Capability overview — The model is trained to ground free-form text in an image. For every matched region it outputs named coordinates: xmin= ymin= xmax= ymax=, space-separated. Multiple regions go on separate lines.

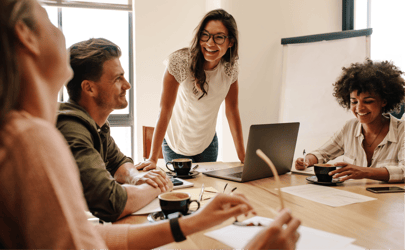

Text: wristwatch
xmin=168 ymin=212 xmax=187 ymax=242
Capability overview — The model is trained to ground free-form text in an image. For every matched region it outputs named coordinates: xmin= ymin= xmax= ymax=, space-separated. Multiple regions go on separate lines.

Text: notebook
xmin=203 ymin=122 xmax=299 ymax=182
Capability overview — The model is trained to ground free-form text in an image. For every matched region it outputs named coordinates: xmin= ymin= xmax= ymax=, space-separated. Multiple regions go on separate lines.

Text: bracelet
xmin=169 ymin=216 xmax=186 ymax=242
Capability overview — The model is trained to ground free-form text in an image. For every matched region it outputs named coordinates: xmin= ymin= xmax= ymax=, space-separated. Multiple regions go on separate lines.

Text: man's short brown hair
xmin=67 ymin=38 xmax=121 ymax=102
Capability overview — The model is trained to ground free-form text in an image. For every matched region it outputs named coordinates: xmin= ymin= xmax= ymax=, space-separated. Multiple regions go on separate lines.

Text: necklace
xmin=365 ymin=121 xmax=385 ymax=147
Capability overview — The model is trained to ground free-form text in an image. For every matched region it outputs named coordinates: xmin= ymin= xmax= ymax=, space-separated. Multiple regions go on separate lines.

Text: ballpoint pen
xmin=303 ymin=149 xmax=307 ymax=168
xmin=223 ymin=183 xmax=228 ymax=193
xmin=199 ymin=183 xmax=205 ymax=202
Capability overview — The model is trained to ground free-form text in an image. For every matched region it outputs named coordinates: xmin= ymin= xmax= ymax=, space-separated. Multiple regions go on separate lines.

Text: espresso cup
xmin=314 ymin=164 xmax=337 ymax=182
xmin=166 ymin=158 xmax=192 ymax=176
xmin=158 ymin=192 xmax=200 ymax=218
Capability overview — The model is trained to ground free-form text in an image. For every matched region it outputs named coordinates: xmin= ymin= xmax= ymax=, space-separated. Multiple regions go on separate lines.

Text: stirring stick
xmin=199 ymin=184 xmax=205 ymax=202
xmin=256 ymin=149 xmax=285 ymax=209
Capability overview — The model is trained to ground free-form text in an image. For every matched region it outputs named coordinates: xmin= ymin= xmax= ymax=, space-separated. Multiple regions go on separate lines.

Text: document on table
xmin=133 ymin=186 xmax=218 ymax=215
xmin=205 ymin=216 xmax=364 ymax=249
xmin=280 ymin=184 xmax=376 ymax=207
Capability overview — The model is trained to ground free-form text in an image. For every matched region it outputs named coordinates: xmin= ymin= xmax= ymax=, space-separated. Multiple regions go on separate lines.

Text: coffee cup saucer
xmin=147 ymin=211 xmax=165 ymax=223
xmin=147 ymin=211 xmax=192 ymax=223
xmin=306 ymin=175 xmax=343 ymax=185
xmin=173 ymin=170 xmax=199 ymax=179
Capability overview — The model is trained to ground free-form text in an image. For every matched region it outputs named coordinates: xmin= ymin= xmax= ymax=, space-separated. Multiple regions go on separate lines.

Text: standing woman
xmin=139 ymin=9 xmax=245 ymax=170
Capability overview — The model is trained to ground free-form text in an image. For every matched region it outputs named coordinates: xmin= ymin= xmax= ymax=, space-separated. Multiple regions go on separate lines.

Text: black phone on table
xmin=366 ymin=186 xmax=405 ymax=193
xmin=172 ymin=178 xmax=183 ymax=186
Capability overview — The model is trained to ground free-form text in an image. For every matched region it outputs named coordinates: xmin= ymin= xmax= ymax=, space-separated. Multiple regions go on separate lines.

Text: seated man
xmin=57 ymin=38 xmax=172 ymax=222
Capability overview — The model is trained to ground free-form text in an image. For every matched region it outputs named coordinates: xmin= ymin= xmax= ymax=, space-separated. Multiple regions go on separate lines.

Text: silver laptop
xmin=203 ymin=122 xmax=299 ymax=182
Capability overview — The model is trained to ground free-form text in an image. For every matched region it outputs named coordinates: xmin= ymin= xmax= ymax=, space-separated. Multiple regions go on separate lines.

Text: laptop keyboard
xmin=229 ymin=172 xmax=242 ymax=178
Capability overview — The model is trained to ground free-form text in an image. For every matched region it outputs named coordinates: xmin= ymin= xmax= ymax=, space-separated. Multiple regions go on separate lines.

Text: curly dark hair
xmin=333 ymin=59 xmax=405 ymax=114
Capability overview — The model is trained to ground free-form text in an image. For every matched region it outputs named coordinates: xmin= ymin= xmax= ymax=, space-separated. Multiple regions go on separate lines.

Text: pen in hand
xmin=302 ymin=149 xmax=307 ymax=168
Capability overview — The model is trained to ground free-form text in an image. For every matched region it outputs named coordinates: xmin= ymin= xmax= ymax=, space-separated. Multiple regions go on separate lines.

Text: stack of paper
xmin=280 ymin=185 xmax=376 ymax=207
xmin=205 ymin=216 xmax=364 ymax=249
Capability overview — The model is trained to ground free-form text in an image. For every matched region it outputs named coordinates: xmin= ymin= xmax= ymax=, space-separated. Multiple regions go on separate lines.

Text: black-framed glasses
xmin=200 ymin=31 xmax=230 ymax=45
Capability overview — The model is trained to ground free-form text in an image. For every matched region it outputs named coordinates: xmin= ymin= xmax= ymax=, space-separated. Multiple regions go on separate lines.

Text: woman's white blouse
xmin=164 ymin=48 xmax=238 ymax=156
xmin=310 ymin=115 xmax=404 ymax=182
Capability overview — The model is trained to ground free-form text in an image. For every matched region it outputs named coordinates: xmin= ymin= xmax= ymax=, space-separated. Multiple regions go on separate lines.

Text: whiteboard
xmin=280 ymin=36 xmax=369 ymax=164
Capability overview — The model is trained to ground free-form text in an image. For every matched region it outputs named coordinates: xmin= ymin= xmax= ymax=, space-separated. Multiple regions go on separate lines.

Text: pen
xmin=230 ymin=187 xmax=238 ymax=222
xmin=223 ymin=183 xmax=228 ymax=193
xmin=192 ymin=164 xmax=199 ymax=171
xmin=199 ymin=183 xmax=205 ymax=202
xmin=303 ymin=149 xmax=307 ymax=168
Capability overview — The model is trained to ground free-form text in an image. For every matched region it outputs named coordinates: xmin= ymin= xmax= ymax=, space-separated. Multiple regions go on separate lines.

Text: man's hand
xmin=244 ymin=209 xmax=301 ymax=250
xmin=135 ymin=169 xmax=173 ymax=193
xmin=135 ymin=159 xmax=157 ymax=171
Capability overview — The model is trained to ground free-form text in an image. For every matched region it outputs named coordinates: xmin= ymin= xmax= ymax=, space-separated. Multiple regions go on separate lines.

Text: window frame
xmin=42 ymin=1 xmax=135 ymax=158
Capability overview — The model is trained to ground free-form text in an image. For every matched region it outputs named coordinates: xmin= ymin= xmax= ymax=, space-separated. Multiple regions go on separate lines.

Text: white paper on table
xmin=205 ymin=216 xmax=362 ymax=249
xmin=291 ymin=166 xmax=315 ymax=175
xmin=133 ymin=198 xmax=160 ymax=215
xmin=280 ymin=184 xmax=376 ymax=207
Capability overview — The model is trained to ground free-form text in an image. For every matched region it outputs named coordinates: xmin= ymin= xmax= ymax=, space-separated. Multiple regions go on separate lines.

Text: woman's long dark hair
xmin=0 ymin=0 xmax=36 ymax=128
xmin=189 ymin=9 xmax=239 ymax=99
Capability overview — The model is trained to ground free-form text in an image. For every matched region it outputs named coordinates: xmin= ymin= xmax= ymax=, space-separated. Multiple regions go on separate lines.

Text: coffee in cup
xmin=314 ymin=164 xmax=337 ymax=182
xmin=166 ymin=158 xmax=192 ymax=176
xmin=158 ymin=192 xmax=200 ymax=218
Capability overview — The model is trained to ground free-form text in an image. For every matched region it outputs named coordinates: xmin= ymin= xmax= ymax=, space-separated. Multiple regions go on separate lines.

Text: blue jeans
xmin=162 ymin=134 xmax=218 ymax=163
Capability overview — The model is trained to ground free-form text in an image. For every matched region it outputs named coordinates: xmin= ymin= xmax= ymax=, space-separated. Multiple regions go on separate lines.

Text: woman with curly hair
xmin=295 ymin=59 xmax=405 ymax=182
xmin=137 ymin=9 xmax=245 ymax=170
xmin=0 ymin=0 xmax=301 ymax=248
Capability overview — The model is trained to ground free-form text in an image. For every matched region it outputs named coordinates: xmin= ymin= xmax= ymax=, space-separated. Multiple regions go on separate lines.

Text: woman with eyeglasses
xmin=0 ymin=1 xmax=301 ymax=248
xmin=138 ymin=9 xmax=245 ymax=170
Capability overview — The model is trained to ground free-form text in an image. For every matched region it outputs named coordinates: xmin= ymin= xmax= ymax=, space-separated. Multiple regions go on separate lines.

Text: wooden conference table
xmin=115 ymin=162 xmax=405 ymax=249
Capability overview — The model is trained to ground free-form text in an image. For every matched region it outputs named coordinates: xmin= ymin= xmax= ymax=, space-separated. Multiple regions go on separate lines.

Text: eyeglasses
xmin=200 ymin=31 xmax=230 ymax=45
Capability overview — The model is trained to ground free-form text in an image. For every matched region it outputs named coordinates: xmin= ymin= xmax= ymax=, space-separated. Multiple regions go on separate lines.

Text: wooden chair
xmin=142 ymin=126 xmax=164 ymax=160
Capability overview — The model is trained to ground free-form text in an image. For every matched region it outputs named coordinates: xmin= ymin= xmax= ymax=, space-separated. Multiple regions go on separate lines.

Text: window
xmin=42 ymin=0 xmax=134 ymax=158
xmin=354 ymin=0 xmax=405 ymax=69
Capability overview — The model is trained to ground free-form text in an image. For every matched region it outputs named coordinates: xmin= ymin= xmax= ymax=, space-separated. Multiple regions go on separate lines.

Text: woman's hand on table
xmin=330 ymin=162 xmax=389 ymax=182
xmin=135 ymin=159 xmax=157 ymax=171
xmin=244 ymin=209 xmax=301 ymax=250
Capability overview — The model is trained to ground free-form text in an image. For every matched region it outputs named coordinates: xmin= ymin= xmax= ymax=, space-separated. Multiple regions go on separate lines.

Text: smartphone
xmin=366 ymin=186 xmax=405 ymax=193
xmin=172 ymin=178 xmax=183 ymax=186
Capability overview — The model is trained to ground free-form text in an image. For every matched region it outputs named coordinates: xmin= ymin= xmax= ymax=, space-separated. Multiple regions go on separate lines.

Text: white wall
xmin=133 ymin=0 xmax=206 ymax=162
xmin=133 ymin=0 xmax=342 ymax=162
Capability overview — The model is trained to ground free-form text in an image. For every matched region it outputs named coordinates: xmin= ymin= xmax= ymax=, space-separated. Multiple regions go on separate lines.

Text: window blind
xmin=39 ymin=0 xmax=132 ymax=11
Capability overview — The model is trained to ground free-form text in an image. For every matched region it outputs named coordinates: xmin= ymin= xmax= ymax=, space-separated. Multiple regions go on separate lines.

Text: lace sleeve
xmin=224 ymin=60 xmax=239 ymax=83
xmin=164 ymin=48 xmax=190 ymax=83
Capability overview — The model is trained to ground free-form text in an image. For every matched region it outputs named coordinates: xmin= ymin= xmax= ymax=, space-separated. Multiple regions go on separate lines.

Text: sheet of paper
xmin=291 ymin=166 xmax=315 ymax=175
xmin=205 ymin=216 xmax=361 ymax=249
xmin=281 ymin=184 xmax=376 ymax=207
xmin=132 ymin=187 xmax=218 ymax=215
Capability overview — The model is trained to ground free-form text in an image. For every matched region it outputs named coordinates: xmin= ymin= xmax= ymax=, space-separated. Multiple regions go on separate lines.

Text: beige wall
xmin=133 ymin=0 xmax=342 ymax=162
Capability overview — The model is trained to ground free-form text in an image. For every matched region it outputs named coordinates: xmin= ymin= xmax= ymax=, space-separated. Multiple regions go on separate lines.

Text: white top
xmin=164 ymin=48 xmax=238 ymax=155
xmin=310 ymin=115 xmax=404 ymax=182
